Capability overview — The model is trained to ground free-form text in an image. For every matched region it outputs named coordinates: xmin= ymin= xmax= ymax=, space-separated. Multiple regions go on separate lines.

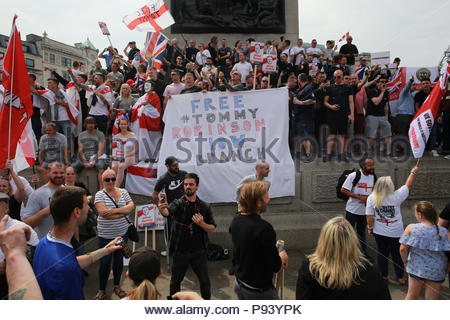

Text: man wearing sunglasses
xmin=324 ymin=70 xmax=355 ymax=161
xmin=365 ymin=76 xmax=392 ymax=155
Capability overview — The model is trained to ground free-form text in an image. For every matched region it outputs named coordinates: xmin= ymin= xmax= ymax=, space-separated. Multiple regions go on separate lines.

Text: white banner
xmin=136 ymin=203 xmax=165 ymax=230
xmin=125 ymin=161 xmax=158 ymax=196
xmin=158 ymin=89 xmax=295 ymax=203
xmin=371 ymin=51 xmax=390 ymax=66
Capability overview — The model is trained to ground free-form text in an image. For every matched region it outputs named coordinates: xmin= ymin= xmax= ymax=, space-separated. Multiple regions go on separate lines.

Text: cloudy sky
xmin=0 ymin=0 xmax=448 ymax=67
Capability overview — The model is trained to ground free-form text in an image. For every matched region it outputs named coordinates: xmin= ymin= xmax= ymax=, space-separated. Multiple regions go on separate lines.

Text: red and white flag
xmin=262 ymin=54 xmax=277 ymax=73
xmin=36 ymin=88 xmax=80 ymax=129
xmin=250 ymin=42 xmax=264 ymax=64
xmin=130 ymin=92 xmax=162 ymax=161
xmin=0 ymin=16 xmax=33 ymax=168
xmin=13 ymin=120 xmax=37 ymax=172
xmin=98 ymin=21 xmax=111 ymax=36
xmin=125 ymin=161 xmax=158 ymax=196
xmin=123 ymin=0 xmax=175 ymax=32
xmin=409 ymin=63 xmax=449 ymax=158
xmin=338 ymin=32 xmax=350 ymax=42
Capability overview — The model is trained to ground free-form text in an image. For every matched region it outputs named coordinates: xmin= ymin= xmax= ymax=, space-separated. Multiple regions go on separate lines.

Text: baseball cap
xmin=165 ymin=156 xmax=179 ymax=166
xmin=0 ymin=193 xmax=9 ymax=202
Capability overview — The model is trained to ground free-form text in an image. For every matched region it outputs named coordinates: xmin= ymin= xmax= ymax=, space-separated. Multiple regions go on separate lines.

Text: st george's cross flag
xmin=123 ymin=0 xmax=175 ymax=32
xmin=409 ymin=63 xmax=449 ymax=158
xmin=0 ymin=16 xmax=33 ymax=168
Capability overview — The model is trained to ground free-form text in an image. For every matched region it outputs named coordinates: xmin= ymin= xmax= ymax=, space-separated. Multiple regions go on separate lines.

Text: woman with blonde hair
xmin=111 ymin=117 xmax=136 ymax=187
xmin=112 ymin=83 xmax=136 ymax=117
xmin=296 ymin=216 xmax=390 ymax=299
xmin=93 ymin=169 xmax=135 ymax=299
xmin=366 ymin=166 xmax=420 ymax=285
xmin=400 ymin=201 xmax=450 ymax=299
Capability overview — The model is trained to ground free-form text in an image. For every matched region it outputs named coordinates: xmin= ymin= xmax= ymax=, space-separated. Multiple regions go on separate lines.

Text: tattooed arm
xmin=0 ymin=216 xmax=42 ymax=300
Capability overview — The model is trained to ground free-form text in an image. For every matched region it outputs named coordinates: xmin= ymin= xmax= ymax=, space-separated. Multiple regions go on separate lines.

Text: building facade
xmin=0 ymin=31 xmax=98 ymax=85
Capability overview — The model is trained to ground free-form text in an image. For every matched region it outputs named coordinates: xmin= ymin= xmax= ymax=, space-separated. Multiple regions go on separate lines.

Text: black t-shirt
xmin=366 ymin=87 xmax=389 ymax=117
xmin=440 ymin=203 xmax=450 ymax=227
xmin=218 ymin=47 xmax=232 ymax=66
xmin=230 ymin=214 xmax=282 ymax=289
xmin=185 ymin=47 xmax=199 ymax=62
xmin=414 ymin=90 xmax=430 ymax=108
xmin=168 ymin=197 xmax=216 ymax=253
xmin=9 ymin=195 xmax=21 ymax=221
xmin=339 ymin=43 xmax=359 ymax=65
xmin=293 ymin=83 xmax=315 ymax=120
xmin=219 ymin=65 xmax=233 ymax=80
xmin=127 ymin=48 xmax=140 ymax=61
xmin=171 ymin=65 xmax=187 ymax=77
xmin=181 ymin=86 xmax=202 ymax=94
xmin=325 ymin=84 xmax=353 ymax=114
xmin=150 ymin=78 xmax=167 ymax=105
xmin=296 ymin=258 xmax=391 ymax=300
xmin=208 ymin=44 xmax=218 ymax=61
xmin=154 ymin=170 xmax=187 ymax=203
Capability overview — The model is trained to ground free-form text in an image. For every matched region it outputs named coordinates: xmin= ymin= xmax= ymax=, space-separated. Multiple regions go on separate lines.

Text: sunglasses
xmin=104 ymin=177 xmax=116 ymax=182
xmin=262 ymin=80 xmax=269 ymax=83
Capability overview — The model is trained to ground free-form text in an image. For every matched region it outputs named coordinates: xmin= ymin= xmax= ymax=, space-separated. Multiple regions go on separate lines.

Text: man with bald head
xmin=339 ymin=36 xmax=359 ymax=73
xmin=323 ymin=70 xmax=355 ymax=161
xmin=235 ymin=161 xmax=271 ymax=204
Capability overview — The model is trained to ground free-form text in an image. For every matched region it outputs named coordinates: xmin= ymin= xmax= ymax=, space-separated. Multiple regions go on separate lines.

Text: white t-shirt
xmin=342 ymin=170 xmax=375 ymax=215
xmin=366 ymin=185 xmax=409 ymax=238
xmin=87 ymin=84 xmax=115 ymax=116
xmin=195 ymin=49 xmax=211 ymax=66
xmin=291 ymin=46 xmax=305 ymax=65
xmin=0 ymin=216 xmax=39 ymax=261
xmin=231 ymin=62 xmax=253 ymax=84
xmin=281 ymin=48 xmax=291 ymax=58
xmin=306 ymin=47 xmax=323 ymax=63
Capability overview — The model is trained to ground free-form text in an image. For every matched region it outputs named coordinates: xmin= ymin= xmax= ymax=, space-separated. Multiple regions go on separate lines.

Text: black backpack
xmin=336 ymin=169 xmax=377 ymax=201
xmin=206 ymin=243 xmax=229 ymax=261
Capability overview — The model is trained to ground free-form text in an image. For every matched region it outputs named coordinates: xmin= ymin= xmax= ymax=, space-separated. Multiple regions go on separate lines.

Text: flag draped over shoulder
xmin=409 ymin=63 xmax=449 ymax=158
xmin=0 ymin=16 xmax=33 ymax=168
xmin=123 ymin=0 xmax=175 ymax=32
xmin=130 ymin=92 xmax=162 ymax=161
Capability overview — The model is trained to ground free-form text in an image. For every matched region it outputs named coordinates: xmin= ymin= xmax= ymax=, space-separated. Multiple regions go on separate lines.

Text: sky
xmin=0 ymin=0 xmax=449 ymax=67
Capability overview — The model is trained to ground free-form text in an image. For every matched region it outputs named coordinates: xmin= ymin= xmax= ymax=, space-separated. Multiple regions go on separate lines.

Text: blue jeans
xmin=98 ymin=234 xmax=128 ymax=290
xmin=55 ymin=120 xmax=72 ymax=156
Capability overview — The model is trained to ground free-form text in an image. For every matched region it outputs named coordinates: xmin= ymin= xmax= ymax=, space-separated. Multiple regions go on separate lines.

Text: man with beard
xmin=33 ymin=187 xmax=122 ymax=299
xmin=157 ymin=173 xmax=216 ymax=300
xmin=152 ymin=157 xmax=187 ymax=256
xmin=21 ymin=162 xmax=65 ymax=239
xmin=340 ymin=157 xmax=376 ymax=254
xmin=230 ymin=181 xmax=288 ymax=299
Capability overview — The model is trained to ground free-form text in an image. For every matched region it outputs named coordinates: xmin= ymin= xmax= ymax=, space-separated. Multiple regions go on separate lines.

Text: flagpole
xmin=7 ymin=15 xmax=17 ymax=163
xmin=106 ymin=35 xmax=114 ymax=49
xmin=415 ymin=158 xmax=421 ymax=167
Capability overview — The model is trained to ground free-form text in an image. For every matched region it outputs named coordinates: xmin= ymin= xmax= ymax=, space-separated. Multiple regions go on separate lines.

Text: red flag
xmin=409 ymin=63 xmax=449 ymax=158
xmin=0 ymin=16 xmax=33 ymax=168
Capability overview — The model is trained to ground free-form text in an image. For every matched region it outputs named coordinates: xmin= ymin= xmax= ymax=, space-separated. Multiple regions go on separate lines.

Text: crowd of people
xmin=0 ymin=33 xmax=449 ymax=302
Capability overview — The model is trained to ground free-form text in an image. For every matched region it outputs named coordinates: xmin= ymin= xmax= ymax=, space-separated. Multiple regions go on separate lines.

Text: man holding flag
xmin=0 ymin=16 xmax=33 ymax=170
xmin=409 ymin=62 xmax=450 ymax=159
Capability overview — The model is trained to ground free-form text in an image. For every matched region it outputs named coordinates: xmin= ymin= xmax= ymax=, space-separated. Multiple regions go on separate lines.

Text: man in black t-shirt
xmin=365 ymin=77 xmax=392 ymax=155
xmin=152 ymin=156 xmax=187 ymax=257
xmin=157 ymin=173 xmax=216 ymax=300
xmin=324 ymin=70 xmax=354 ymax=161
xmin=339 ymin=36 xmax=359 ymax=71
xmin=185 ymin=40 xmax=199 ymax=63
xmin=293 ymin=73 xmax=316 ymax=158
xmin=218 ymin=39 xmax=232 ymax=67
xmin=180 ymin=73 xmax=202 ymax=94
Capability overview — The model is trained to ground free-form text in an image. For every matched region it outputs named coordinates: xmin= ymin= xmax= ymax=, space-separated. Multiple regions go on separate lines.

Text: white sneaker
xmin=431 ymin=150 xmax=439 ymax=157
xmin=444 ymin=155 xmax=450 ymax=160
xmin=160 ymin=251 xmax=167 ymax=257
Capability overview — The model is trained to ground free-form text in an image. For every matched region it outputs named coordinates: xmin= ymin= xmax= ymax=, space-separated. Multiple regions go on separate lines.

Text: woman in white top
xmin=94 ymin=169 xmax=135 ymax=299
xmin=366 ymin=166 xmax=419 ymax=285
xmin=111 ymin=117 xmax=137 ymax=187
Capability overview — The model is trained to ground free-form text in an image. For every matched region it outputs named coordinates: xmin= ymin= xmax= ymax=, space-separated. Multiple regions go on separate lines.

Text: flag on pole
xmin=13 ymin=120 xmax=36 ymax=172
xmin=338 ymin=32 xmax=350 ymax=42
xmin=0 ymin=16 xmax=33 ymax=168
xmin=36 ymin=88 xmax=79 ymax=128
xmin=123 ymin=0 xmax=175 ymax=32
xmin=408 ymin=63 xmax=449 ymax=158
xmin=98 ymin=22 xmax=111 ymax=36
xmin=143 ymin=31 xmax=168 ymax=70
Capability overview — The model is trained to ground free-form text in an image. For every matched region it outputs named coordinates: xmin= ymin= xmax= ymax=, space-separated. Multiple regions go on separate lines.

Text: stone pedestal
xmin=164 ymin=0 xmax=299 ymax=47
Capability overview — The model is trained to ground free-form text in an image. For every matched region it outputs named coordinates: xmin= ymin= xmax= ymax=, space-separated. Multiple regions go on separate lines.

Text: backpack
xmin=336 ymin=169 xmax=377 ymax=201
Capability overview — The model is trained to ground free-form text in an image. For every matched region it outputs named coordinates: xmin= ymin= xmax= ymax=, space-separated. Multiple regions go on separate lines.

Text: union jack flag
xmin=143 ymin=31 xmax=168 ymax=71
xmin=354 ymin=65 xmax=369 ymax=80
xmin=387 ymin=68 xmax=402 ymax=94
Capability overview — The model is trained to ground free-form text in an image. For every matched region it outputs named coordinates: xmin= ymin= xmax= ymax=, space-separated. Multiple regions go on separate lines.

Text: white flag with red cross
xmin=123 ymin=0 xmax=175 ymax=32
